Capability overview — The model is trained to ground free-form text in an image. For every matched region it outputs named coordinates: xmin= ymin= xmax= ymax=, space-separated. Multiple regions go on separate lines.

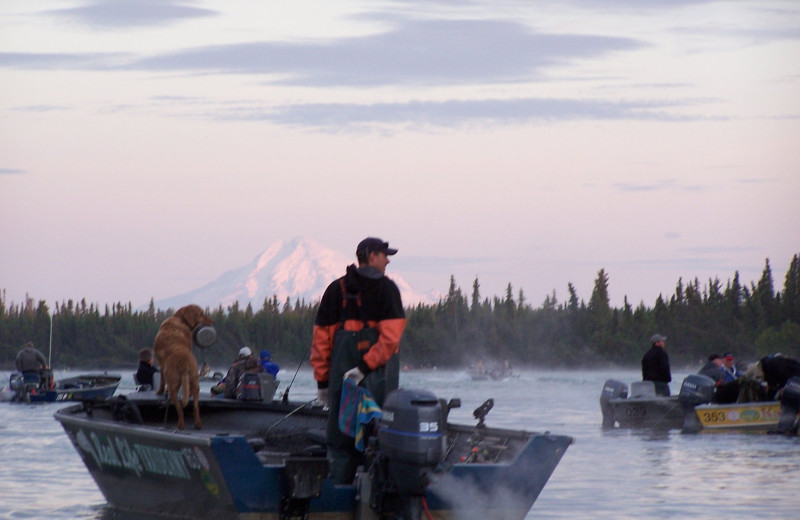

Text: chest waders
xmin=326 ymin=279 xmax=399 ymax=484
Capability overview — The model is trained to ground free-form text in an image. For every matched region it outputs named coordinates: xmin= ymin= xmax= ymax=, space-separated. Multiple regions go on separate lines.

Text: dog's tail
xmin=180 ymin=372 xmax=190 ymax=407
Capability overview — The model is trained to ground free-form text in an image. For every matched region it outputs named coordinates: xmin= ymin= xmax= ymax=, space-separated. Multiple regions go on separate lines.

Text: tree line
xmin=1 ymin=254 xmax=798 ymax=371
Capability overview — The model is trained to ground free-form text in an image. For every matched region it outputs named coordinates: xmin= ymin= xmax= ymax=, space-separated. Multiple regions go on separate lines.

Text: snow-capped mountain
xmin=153 ymin=237 xmax=433 ymax=311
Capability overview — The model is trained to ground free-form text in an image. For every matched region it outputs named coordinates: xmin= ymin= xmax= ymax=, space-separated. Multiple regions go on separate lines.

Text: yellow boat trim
xmin=694 ymin=402 xmax=780 ymax=430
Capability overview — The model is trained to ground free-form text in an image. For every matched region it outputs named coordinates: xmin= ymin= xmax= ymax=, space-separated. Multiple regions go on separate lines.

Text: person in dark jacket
xmin=699 ymin=354 xmax=725 ymax=384
xmin=641 ymin=334 xmax=671 ymax=396
xmin=757 ymin=354 xmax=800 ymax=399
xmin=222 ymin=346 xmax=265 ymax=398
xmin=135 ymin=348 xmax=159 ymax=389
xmin=15 ymin=342 xmax=48 ymax=374
xmin=310 ymin=237 xmax=406 ymax=485
xmin=699 ymin=353 xmax=740 ymax=403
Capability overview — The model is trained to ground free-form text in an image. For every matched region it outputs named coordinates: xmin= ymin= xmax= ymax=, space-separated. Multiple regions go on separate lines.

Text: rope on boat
xmin=650 ymin=402 xmax=681 ymax=429
xmin=421 ymin=496 xmax=435 ymax=520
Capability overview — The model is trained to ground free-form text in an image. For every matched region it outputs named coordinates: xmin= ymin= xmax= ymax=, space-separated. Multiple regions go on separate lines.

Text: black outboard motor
xmin=679 ymin=374 xmax=716 ymax=433
xmin=371 ymin=388 xmax=445 ymax=519
xmin=775 ymin=376 xmax=800 ymax=435
xmin=10 ymin=372 xmax=41 ymax=403
xmin=600 ymin=380 xmax=628 ymax=429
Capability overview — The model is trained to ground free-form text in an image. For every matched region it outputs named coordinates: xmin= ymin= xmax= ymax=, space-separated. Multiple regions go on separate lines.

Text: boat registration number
xmin=624 ymin=406 xmax=647 ymax=417
xmin=698 ymin=405 xmax=780 ymax=425
xmin=699 ymin=410 xmax=727 ymax=423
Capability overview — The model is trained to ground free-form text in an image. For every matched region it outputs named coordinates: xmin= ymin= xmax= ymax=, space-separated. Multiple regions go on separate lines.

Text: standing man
xmin=310 ymin=237 xmax=406 ymax=484
xmin=15 ymin=341 xmax=48 ymax=375
xmin=641 ymin=334 xmax=672 ymax=396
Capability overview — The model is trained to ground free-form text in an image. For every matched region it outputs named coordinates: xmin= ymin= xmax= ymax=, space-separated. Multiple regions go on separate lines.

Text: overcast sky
xmin=1 ymin=0 xmax=798 ymax=310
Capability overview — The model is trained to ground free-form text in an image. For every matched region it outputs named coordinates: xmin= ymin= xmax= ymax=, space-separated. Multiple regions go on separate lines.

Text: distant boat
xmin=199 ymin=371 xmax=225 ymax=382
xmin=2 ymin=372 xmax=121 ymax=403
xmin=600 ymin=374 xmax=800 ymax=434
xmin=468 ymin=365 xmax=516 ymax=381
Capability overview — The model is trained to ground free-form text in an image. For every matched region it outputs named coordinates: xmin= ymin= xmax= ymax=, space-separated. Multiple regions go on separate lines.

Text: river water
xmin=1 ymin=368 xmax=797 ymax=520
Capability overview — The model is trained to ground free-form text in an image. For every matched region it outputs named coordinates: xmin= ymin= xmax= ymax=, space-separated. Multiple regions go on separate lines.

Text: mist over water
xmin=1 ymin=368 xmax=797 ymax=519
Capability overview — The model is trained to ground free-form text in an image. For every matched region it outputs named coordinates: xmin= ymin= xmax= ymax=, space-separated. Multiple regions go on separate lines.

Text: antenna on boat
xmin=48 ymin=312 xmax=53 ymax=367
xmin=281 ymin=357 xmax=305 ymax=405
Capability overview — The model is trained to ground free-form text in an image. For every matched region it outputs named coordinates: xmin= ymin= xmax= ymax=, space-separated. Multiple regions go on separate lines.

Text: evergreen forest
xmin=2 ymin=254 xmax=799 ymax=372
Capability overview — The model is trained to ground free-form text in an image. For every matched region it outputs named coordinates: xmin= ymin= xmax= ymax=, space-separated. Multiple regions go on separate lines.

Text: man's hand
xmin=316 ymin=388 xmax=329 ymax=407
xmin=343 ymin=367 xmax=365 ymax=385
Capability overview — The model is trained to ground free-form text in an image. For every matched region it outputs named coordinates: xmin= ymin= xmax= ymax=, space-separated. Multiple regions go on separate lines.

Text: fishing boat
xmin=599 ymin=380 xmax=683 ymax=429
xmin=55 ymin=387 xmax=573 ymax=520
xmin=601 ymin=374 xmax=800 ymax=435
xmin=200 ymin=371 xmax=225 ymax=382
xmin=683 ymin=401 xmax=781 ymax=433
xmin=3 ymin=372 xmax=121 ymax=403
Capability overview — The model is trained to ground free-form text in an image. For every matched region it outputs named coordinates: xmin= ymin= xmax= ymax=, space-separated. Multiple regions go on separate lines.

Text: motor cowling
xmin=679 ymin=374 xmax=716 ymax=433
xmin=678 ymin=374 xmax=715 ymax=407
xmin=377 ymin=388 xmax=444 ymax=496
xmin=776 ymin=376 xmax=800 ymax=434
xmin=236 ymin=372 xmax=262 ymax=401
xmin=600 ymin=380 xmax=628 ymax=429
xmin=9 ymin=373 xmax=23 ymax=392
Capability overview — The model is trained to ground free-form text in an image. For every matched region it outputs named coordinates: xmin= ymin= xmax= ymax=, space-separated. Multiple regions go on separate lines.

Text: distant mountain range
xmin=152 ymin=237 xmax=435 ymax=310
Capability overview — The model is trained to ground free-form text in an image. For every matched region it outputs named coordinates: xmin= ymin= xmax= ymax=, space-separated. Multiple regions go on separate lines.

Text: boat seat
xmin=630 ymin=381 xmax=657 ymax=399
xmin=259 ymin=374 xmax=279 ymax=402
xmin=133 ymin=372 xmax=160 ymax=392
xmin=22 ymin=372 xmax=41 ymax=384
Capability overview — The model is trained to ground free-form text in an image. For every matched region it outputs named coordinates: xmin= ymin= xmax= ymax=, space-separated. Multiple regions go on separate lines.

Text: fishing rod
xmin=265 ymin=399 xmax=315 ymax=435
xmin=281 ymin=356 xmax=305 ymax=405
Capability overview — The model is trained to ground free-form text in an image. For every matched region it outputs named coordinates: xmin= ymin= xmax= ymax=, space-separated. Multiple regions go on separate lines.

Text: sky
xmin=1 ymin=0 xmax=799 ymax=311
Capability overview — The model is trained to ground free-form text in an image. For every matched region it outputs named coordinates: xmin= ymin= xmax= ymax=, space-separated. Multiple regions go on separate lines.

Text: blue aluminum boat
xmin=3 ymin=372 xmax=121 ymax=403
xmin=55 ymin=388 xmax=572 ymax=519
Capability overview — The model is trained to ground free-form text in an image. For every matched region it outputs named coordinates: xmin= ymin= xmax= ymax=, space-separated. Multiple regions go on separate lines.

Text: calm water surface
xmin=1 ymin=368 xmax=797 ymax=520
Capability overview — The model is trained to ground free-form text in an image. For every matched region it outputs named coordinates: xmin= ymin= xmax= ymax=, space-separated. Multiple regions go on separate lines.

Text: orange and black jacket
xmin=310 ymin=264 xmax=406 ymax=390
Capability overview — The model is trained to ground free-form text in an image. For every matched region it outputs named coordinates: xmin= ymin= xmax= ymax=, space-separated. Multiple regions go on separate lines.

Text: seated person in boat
xmin=220 ymin=346 xmax=265 ymax=398
xmin=721 ymin=352 xmax=741 ymax=383
xmin=135 ymin=348 xmax=159 ymax=389
xmin=199 ymin=361 xmax=210 ymax=378
xmin=698 ymin=354 xmax=725 ymax=384
xmin=699 ymin=353 xmax=741 ymax=404
xmin=259 ymin=350 xmax=280 ymax=377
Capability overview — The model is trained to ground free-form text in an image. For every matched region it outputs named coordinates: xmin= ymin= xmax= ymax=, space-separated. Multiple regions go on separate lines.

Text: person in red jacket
xmin=310 ymin=237 xmax=406 ymax=484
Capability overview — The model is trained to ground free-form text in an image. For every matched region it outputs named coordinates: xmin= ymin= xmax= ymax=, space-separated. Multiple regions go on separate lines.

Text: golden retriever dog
xmin=153 ymin=304 xmax=213 ymax=429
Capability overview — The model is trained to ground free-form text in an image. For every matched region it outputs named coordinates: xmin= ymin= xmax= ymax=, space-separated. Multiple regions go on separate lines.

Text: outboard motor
xmin=600 ymin=380 xmax=628 ymax=429
xmin=679 ymin=374 xmax=716 ymax=433
xmin=10 ymin=372 xmax=42 ymax=403
xmin=236 ymin=373 xmax=262 ymax=401
xmin=775 ymin=376 xmax=800 ymax=435
xmin=370 ymin=388 xmax=445 ymax=519
xmin=9 ymin=373 xmax=23 ymax=393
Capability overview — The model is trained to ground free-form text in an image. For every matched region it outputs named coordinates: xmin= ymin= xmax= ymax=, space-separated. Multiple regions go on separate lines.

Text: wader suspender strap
xmin=338 ymin=278 xmax=369 ymax=329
